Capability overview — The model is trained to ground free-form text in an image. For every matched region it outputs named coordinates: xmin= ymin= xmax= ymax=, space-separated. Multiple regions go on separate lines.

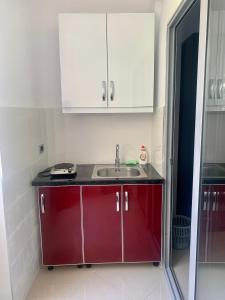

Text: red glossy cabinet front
xmin=39 ymin=186 xmax=83 ymax=265
xmin=198 ymin=185 xmax=210 ymax=262
xmin=82 ymin=185 xmax=122 ymax=263
xmin=198 ymin=184 xmax=225 ymax=263
xmin=123 ymin=185 xmax=162 ymax=262
xmin=39 ymin=184 xmax=163 ymax=266
xmin=207 ymin=185 xmax=225 ymax=262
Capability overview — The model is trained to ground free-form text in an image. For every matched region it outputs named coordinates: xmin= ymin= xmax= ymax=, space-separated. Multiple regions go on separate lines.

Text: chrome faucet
xmin=115 ymin=144 xmax=120 ymax=170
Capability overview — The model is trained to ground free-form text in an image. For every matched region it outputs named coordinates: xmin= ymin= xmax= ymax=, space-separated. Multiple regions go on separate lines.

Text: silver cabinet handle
xmin=207 ymin=192 xmax=211 ymax=211
xmin=40 ymin=193 xmax=45 ymax=214
xmin=116 ymin=192 xmax=120 ymax=212
xmin=216 ymin=192 xmax=220 ymax=211
xmin=203 ymin=191 xmax=207 ymax=211
xmin=209 ymin=79 xmax=215 ymax=99
xmin=102 ymin=81 xmax=107 ymax=101
xmin=213 ymin=191 xmax=216 ymax=211
xmin=217 ymin=79 xmax=223 ymax=99
xmin=124 ymin=191 xmax=129 ymax=212
xmin=110 ymin=81 xmax=115 ymax=101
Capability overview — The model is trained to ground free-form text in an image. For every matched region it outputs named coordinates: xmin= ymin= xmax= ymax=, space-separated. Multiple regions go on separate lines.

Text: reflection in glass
xmin=196 ymin=1 xmax=225 ymax=299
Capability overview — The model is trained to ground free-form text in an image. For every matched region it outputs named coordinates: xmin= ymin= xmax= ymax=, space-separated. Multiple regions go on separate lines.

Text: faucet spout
xmin=115 ymin=144 xmax=120 ymax=170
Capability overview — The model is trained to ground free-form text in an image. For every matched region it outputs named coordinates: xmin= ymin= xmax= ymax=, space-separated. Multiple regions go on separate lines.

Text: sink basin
xmin=203 ymin=164 xmax=225 ymax=177
xmin=92 ymin=165 xmax=147 ymax=179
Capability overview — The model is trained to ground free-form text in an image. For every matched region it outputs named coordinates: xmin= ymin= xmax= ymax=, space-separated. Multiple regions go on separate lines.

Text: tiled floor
xmin=197 ymin=263 xmax=225 ymax=300
xmin=173 ymin=249 xmax=190 ymax=299
xmin=27 ymin=264 xmax=172 ymax=300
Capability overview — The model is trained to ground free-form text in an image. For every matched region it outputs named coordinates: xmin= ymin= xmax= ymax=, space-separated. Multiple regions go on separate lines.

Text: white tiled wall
xmin=45 ymin=108 xmax=153 ymax=166
xmin=0 ymin=108 xmax=48 ymax=300
xmin=151 ymin=107 xmax=164 ymax=176
xmin=203 ymin=112 xmax=225 ymax=163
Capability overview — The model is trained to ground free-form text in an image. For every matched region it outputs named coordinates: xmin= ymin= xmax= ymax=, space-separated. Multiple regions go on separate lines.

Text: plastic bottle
xmin=139 ymin=145 xmax=148 ymax=165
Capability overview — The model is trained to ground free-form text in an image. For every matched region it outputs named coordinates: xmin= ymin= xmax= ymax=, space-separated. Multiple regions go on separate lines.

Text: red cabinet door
xmin=82 ymin=185 xmax=122 ymax=263
xmin=123 ymin=184 xmax=162 ymax=262
xmin=198 ymin=185 xmax=210 ymax=262
xmin=39 ymin=186 xmax=83 ymax=265
xmin=207 ymin=185 xmax=225 ymax=262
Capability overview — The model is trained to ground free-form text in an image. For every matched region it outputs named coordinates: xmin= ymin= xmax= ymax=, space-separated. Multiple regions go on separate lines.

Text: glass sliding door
xmin=168 ymin=2 xmax=200 ymax=299
xmin=194 ymin=0 xmax=225 ymax=299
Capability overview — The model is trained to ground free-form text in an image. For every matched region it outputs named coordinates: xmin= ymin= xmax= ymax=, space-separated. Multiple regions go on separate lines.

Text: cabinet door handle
xmin=213 ymin=191 xmax=216 ymax=211
xmin=40 ymin=193 xmax=45 ymax=214
xmin=217 ymin=79 xmax=223 ymax=99
xmin=124 ymin=191 xmax=129 ymax=212
xmin=116 ymin=192 xmax=120 ymax=212
xmin=209 ymin=79 xmax=216 ymax=99
xmin=203 ymin=191 xmax=207 ymax=211
xmin=102 ymin=81 xmax=107 ymax=101
xmin=216 ymin=192 xmax=220 ymax=211
xmin=110 ymin=81 xmax=115 ymax=101
xmin=207 ymin=192 xmax=211 ymax=211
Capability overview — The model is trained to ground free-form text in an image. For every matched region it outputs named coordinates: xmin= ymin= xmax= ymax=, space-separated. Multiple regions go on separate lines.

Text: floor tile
xmin=27 ymin=264 xmax=172 ymax=300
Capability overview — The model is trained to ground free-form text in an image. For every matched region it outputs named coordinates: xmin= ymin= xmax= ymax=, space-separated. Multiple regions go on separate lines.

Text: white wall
xmin=47 ymin=113 xmax=153 ymax=166
xmin=151 ymin=0 xmax=183 ymax=175
xmin=0 ymin=154 xmax=12 ymax=300
xmin=0 ymin=1 xmax=48 ymax=299
xmin=204 ymin=112 xmax=225 ymax=163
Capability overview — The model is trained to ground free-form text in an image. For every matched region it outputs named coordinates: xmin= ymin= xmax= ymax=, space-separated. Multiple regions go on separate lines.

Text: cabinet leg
xmin=153 ymin=262 xmax=160 ymax=267
xmin=77 ymin=265 xmax=83 ymax=269
xmin=47 ymin=266 xmax=54 ymax=271
xmin=86 ymin=264 xmax=92 ymax=268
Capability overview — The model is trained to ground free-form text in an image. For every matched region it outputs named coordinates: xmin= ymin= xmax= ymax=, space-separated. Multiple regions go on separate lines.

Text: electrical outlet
xmin=39 ymin=144 xmax=44 ymax=154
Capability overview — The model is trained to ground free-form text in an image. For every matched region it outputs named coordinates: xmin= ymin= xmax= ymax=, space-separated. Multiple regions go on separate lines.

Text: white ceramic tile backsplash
xmin=151 ymin=107 xmax=164 ymax=176
xmin=44 ymin=109 xmax=154 ymax=166
xmin=0 ymin=107 xmax=48 ymax=300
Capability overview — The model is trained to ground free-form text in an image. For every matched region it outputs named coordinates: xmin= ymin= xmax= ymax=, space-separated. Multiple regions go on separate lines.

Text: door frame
xmin=164 ymin=0 xmax=209 ymax=299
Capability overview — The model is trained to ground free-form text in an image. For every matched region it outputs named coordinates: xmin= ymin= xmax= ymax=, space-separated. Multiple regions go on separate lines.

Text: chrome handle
xmin=213 ymin=191 xmax=216 ymax=211
xmin=110 ymin=81 xmax=115 ymax=101
xmin=125 ymin=191 xmax=129 ymax=212
xmin=216 ymin=192 xmax=220 ymax=211
xmin=203 ymin=191 xmax=207 ymax=211
xmin=40 ymin=193 xmax=45 ymax=214
xmin=116 ymin=192 xmax=120 ymax=212
xmin=207 ymin=192 xmax=211 ymax=211
xmin=217 ymin=79 xmax=223 ymax=99
xmin=209 ymin=79 xmax=215 ymax=99
xmin=102 ymin=81 xmax=107 ymax=101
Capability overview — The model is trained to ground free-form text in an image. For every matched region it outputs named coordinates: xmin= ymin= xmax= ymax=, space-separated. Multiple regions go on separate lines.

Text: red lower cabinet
xmin=39 ymin=184 xmax=163 ymax=266
xmin=82 ymin=185 xmax=122 ymax=263
xmin=207 ymin=185 xmax=225 ymax=262
xmin=198 ymin=184 xmax=225 ymax=263
xmin=198 ymin=185 xmax=210 ymax=262
xmin=123 ymin=185 xmax=162 ymax=262
xmin=39 ymin=186 xmax=83 ymax=265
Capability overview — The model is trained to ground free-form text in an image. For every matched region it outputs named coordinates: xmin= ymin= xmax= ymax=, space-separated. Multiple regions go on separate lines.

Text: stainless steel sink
xmin=203 ymin=164 xmax=225 ymax=177
xmin=92 ymin=165 xmax=147 ymax=179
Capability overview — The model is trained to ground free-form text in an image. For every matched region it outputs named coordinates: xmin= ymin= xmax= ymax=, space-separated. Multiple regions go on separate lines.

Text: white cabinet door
xmin=59 ymin=14 xmax=107 ymax=108
xmin=107 ymin=13 xmax=154 ymax=108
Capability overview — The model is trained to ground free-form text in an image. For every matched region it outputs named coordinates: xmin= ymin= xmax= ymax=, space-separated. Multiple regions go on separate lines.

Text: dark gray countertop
xmin=202 ymin=163 xmax=225 ymax=184
xmin=32 ymin=164 xmax=164 ymax=186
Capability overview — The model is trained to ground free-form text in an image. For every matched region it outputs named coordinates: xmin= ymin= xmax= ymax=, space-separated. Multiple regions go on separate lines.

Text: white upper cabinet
xmin=58 ymin=13 xmax=155 ymax=113
xmin=107 ymin=13 xmax=155 ymax=110
xmin=59 ymin=14 xmax=108 ymax=109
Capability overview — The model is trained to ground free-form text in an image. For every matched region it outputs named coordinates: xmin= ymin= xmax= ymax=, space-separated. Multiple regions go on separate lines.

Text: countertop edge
xmin=32 ymin=164 xmax=164 ymax=187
